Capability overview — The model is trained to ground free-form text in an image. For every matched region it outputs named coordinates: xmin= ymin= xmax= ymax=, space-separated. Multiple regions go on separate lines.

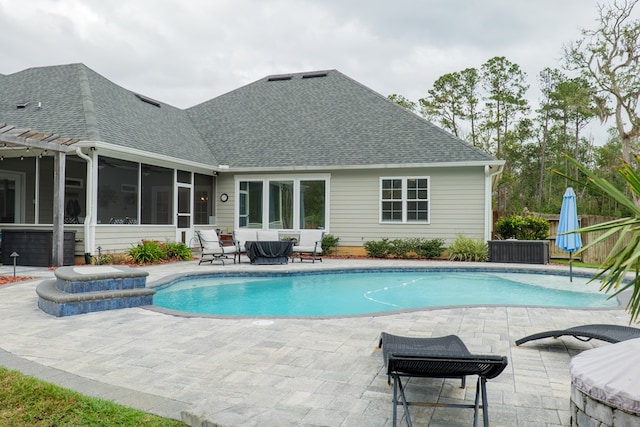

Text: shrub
xmin=415 ymin=238 xmax=445 ymax=259
xmin=364 ymin=238 xmax=392 ymax=258
xmin=447 ymin=235 xmax=488 ymax=262
xmin=94 ymin=252 xmax=132 ymax=265
xmin=388 ymin=239 xmax=415 ymax=258
xmin=162 ymin=241 xmax=193 ymax=261
xmin=129 ymin=240 xmax=165 ymax=264
xmin=494 ymin=214 xmax=549 ymax=240
xmin=321 ymin=234 xmax=340 ymax=255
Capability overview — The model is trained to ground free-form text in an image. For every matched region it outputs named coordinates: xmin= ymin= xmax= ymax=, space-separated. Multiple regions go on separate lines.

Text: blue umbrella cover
xmin=557 ymin=187 xmax=582 ymax=281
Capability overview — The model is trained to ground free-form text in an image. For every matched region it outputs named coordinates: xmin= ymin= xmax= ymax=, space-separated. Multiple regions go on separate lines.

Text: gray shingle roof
xmin=1 ymin=64 xmax=499 ymax=170
xmin=187 ymin=69 xmax=497 ymax=168
xmin=0 ymin=64 xmax=217 ymax=166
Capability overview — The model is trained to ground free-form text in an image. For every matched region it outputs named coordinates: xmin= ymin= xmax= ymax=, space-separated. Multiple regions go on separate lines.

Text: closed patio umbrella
xmin=556 ymin=187 xmax=582 ymax=281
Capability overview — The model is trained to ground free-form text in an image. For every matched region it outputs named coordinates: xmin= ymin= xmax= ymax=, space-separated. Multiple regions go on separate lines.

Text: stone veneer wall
xmin=571 ymin=384 xmax=640 ymax=426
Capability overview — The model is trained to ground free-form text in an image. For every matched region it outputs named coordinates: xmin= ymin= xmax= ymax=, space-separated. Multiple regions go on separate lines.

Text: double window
xmin=380 ymin=177 xmax=429 ymax=223
xmin=238 ymin=177 xmax=328 ymax=230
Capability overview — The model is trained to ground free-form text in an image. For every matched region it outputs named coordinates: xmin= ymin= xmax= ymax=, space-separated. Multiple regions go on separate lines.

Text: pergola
xmin=0 ymin=123 xmax=79 ymax=266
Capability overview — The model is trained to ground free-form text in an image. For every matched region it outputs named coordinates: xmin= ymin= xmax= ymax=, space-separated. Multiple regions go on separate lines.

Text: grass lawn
xmin=0 ymin=367 xmax=187 ymax=426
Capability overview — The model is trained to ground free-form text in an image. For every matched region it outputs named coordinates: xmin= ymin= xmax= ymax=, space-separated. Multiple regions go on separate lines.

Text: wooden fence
xmin=495 ymin=213 xmax=626 ymax=265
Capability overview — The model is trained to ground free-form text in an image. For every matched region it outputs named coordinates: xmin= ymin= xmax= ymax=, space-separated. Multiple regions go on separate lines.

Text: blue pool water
xmin=152 ymin=270 xmax=618 ymax=317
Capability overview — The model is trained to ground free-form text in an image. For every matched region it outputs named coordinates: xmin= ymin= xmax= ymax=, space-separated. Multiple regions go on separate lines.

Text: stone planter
xmin=488 ymin=240 xmax=549 ymax=264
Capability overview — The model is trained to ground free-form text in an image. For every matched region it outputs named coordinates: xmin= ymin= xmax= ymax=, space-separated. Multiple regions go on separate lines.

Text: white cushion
xmin=198 ymin=230 xmax=220 ymax=251
xmin=257 ymin=230 xmax=280 ymax=241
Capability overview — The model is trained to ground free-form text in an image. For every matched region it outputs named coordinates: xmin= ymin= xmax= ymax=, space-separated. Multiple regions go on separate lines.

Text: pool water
xmin=152 ymin=270 xmax=618 ymax=317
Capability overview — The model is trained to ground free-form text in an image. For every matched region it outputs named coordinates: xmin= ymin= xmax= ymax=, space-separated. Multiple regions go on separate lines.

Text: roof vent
xmin=16 ymin=102 xmax=29 ymax=109
xmin=267 ymin=75 xmax=293 ymax=82
xmin=302 ymin=72 xmax=328 ymax=79
xmin=134 ymin=94 xmax=161 ymax=107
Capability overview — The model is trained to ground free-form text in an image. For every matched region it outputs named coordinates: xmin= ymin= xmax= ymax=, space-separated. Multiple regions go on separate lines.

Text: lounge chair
xmin=291 ymin=230 xmax=324 ymax=263
xmin=196 ymin=230 xmax=237 ymax=265
xmin=379 ymin=332 xmax=508 ymax=427
xmin=515 ymin=324 xmax=640 ymax=346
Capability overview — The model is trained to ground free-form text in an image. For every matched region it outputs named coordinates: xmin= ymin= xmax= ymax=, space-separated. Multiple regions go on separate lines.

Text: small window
xmin=134 ymin=94 xmax=161 ymax=107
xmin=267 ymin=75 xmax=292 ymax=82
xmin=302 ymin=72 xmax=328 ymax=79
xmin=380 ymin=177 xmax=429 ymax=223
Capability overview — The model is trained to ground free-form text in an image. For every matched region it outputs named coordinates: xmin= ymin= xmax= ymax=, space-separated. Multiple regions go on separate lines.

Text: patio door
xmin=176 ymin=183 xmax=192 ymax=245
xmin=0 ymin=171 xmax=23 ymax=223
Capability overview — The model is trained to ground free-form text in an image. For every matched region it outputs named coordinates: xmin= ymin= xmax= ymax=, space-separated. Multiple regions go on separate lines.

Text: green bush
xmin=494 ymin=214 xmax=549 ymax=240
xmin=364 ymin=237 xmax=445 ymax=259
xmin=388 ymin=239 xmax=415 ymax=258
xmin=321 ymin=234 xmax=340 ymax=255
xmin=364 ymin=238 xmax=392 ymax=258
xmin=415 ymin=238 xmax=445 ymax=259
xmin=447 ymin=235 xmax=488 ymax=262
xmin=162 ymin=241 xmax=193 ymax=261
xmin=129 ymin=240 xmax=165 ymax=264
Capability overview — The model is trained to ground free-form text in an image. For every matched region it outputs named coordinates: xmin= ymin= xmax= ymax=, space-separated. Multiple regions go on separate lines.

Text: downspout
xmin=484 ymin=164 xmax=505 ymax=242
xmin=76 ymin=147 xmax=94 ymax=263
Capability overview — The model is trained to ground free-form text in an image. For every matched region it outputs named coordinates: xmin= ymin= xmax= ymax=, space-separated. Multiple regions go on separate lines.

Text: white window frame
xmin=235 ymin=174 xmax=330 ymax=230
xmin=379 ymin=176 xmax=430 ymax=224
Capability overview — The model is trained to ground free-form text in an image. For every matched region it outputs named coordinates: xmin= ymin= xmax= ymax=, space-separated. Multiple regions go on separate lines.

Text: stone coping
xmin=54 ymin=265 xmax=149 ymax=281
xmin=36 ymin=279 xmax=155 ymax=303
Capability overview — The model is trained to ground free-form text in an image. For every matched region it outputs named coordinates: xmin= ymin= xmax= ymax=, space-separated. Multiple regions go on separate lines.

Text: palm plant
xmin=556 ymin=155 xmax=640 ymax=323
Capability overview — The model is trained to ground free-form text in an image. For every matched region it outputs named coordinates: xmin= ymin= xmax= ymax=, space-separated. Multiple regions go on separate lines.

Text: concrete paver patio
xmin=0 ymin=259 xmax=631 ymax=426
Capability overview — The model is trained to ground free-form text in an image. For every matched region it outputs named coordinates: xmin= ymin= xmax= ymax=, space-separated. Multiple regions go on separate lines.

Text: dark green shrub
xmin=162 ymin=241 xmax=193 ymax=261
xmin=129 ymin=240 xmax=164 ymax=264
xmin=494 ymin=214 xmax=549 ymax=240
xmin=364 ymin=238 xmax=391 ymax=258
xmin=447 ymin=235 xmax=488 ymax=262
xmin=321 ymin=234 xmax=340 ymax=255
xmin=415 ymin=238 xmax=445 ymax=259
xmin=388 ymin=239 xmax=415 ymax=258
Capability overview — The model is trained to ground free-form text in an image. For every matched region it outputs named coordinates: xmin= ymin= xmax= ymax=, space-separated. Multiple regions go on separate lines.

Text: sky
xmin=0 ymin=1 xmax=634 ymax=143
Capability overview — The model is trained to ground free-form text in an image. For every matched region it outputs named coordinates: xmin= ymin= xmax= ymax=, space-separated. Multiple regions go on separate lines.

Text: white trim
xmin=234 ymin=174 xmax=331 ymax=231
xmin=379 ymin=176 xmax=430 ymax=224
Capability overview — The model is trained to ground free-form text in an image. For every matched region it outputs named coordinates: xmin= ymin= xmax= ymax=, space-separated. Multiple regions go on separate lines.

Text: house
xmin=0 ymin=63 xmax=504 ymax=264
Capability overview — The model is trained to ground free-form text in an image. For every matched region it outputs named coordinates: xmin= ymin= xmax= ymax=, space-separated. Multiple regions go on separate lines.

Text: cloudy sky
xmin=0 ymin=1 xmax=629 ymax=125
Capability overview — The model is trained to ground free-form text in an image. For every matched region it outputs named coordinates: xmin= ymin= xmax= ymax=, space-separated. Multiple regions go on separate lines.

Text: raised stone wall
xmin=571 ymin=384 xmax=640 ymax=426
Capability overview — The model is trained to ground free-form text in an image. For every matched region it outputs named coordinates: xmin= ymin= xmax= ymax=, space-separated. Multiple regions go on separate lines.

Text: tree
xmin=564 ymin=0 xmax=640 ymax=167
xmin=480 ymin=56 xmax=530 ymax=158
xmin=387 ymin=94 xmax=418 ymax=113
xmin=557 ymin=155 xmax=640 ymax=323
xmin=419 ymin=72 xmax=464 ymax=137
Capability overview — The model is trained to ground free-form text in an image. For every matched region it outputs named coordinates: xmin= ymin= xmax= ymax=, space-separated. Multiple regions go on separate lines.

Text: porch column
xmin=52 ymin=151 xmax=66 ymax=266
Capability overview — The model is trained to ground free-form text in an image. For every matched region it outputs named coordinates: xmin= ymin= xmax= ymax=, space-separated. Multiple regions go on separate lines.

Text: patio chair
xmin=232 ymin=229 xmax=257 ymax=263
xmin=196 ymin=230 xmax=237 ymax=265
xmin=379 ymin=332 xmax=508 ymax=427
xmin=515 ymin=324 xmax=640 ymax=346
xmin=291 ymin=230 xmax=324 ymax=263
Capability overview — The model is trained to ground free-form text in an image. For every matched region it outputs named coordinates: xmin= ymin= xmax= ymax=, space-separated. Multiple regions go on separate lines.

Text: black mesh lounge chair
xmin=515 ymin=324 xmax=640 ymax=346
xmin=379 ymin=332 xmax=508 ymax=427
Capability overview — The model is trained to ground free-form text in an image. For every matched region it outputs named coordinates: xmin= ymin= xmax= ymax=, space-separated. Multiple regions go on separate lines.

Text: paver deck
xmin=0 ymin=260 xmax=631 ymax=426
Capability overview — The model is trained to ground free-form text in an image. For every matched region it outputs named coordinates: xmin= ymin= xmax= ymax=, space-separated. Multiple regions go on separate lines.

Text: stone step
xmin=36 ymin=265 xmax=154 ymax=317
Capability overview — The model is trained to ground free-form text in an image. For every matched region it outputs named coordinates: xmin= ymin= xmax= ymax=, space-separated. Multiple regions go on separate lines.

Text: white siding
xmin=214 ymin=167 xmax=488 ymax=248
xmin=94 ymin=226 xmax=176 ymax=253
xmin=329 ymin=167 xmax=486 ymax=246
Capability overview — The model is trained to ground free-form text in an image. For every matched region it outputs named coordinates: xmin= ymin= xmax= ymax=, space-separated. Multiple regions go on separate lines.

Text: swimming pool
xmin=152 ymin=269 xmax=618 ymax=317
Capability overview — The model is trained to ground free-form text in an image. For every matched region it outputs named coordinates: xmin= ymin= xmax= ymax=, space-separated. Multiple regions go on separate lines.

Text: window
xmin=194 ymin=174 xmax=214 ymax=225
xmin=380 ymin=177 xmax=429 ymax=223
xmin=141 ymin=164 xmax=173 ymax=224
xmin=97 ymin=157 xmax=139 ymax=224
xmin=269 ymin=180 xmax=293 ymax=229
xmin=300 ymin=180 xmax=325 ymax=229
xmin=237 ymin=176 xmax=328 ymax=230
xmin=239 ymin=181 xmax=263 ymax=228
